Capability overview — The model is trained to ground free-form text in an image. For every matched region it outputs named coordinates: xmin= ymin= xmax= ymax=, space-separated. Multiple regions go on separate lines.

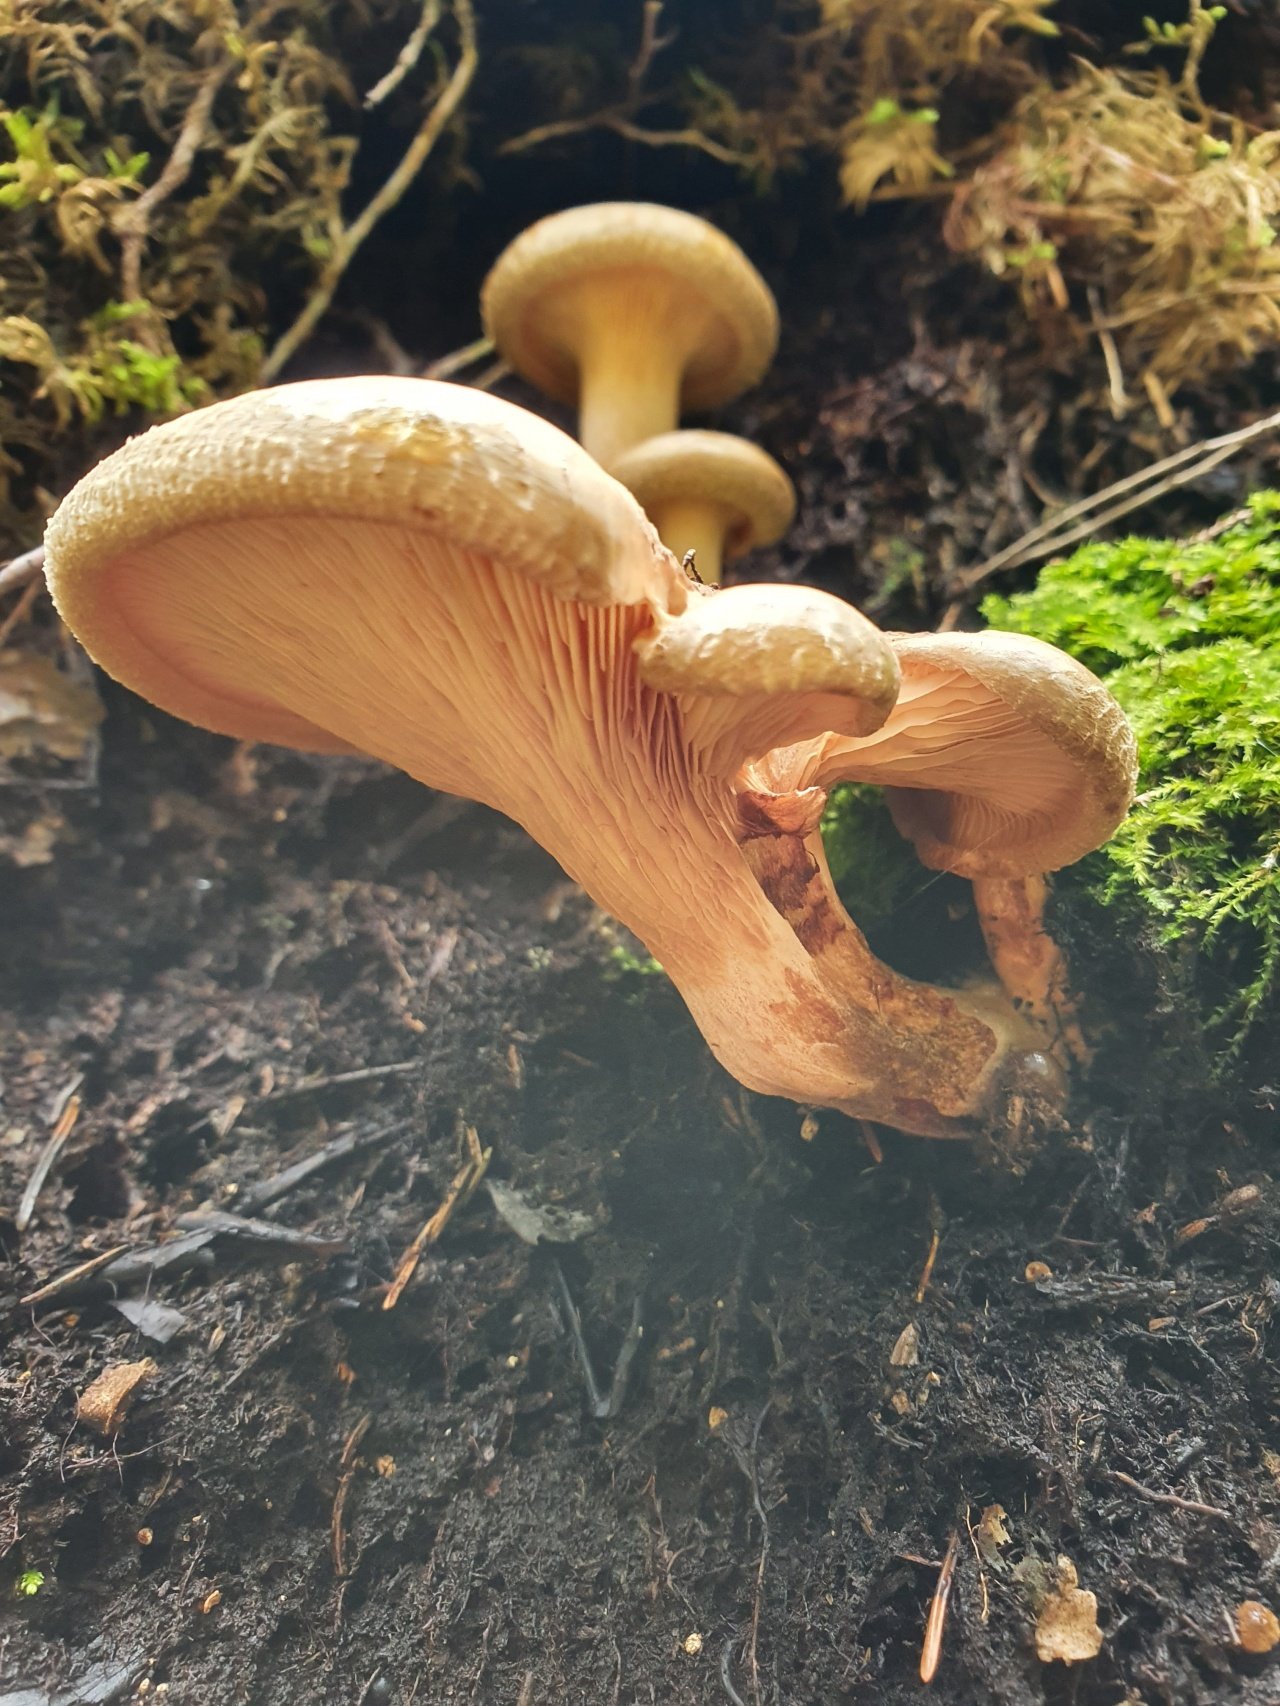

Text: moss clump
xmin=983 ymin=493 xmax=1280 ymax=1068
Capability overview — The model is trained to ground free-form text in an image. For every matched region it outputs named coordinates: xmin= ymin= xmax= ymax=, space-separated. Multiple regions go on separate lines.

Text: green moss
xmin=984 ymin=493 xmax=1280 ymax=1067
xmin=820 ymin=783 xmax=920 ymax=929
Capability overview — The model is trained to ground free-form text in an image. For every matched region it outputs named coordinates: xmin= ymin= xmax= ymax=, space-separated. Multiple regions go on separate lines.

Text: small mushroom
xmin=739 ymin=627 xmax=1138 ymax=1061
xmin=481 ymin=202 xmax=779 ymax=467
xmin=611 ymin=430 xmax=795 ymax=585
xmin=44 ymin=378 xmax=1134 ymax=1138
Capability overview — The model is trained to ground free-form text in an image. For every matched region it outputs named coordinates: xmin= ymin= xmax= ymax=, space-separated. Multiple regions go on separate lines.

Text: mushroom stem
xmin=649 ymin=497 xmax=730 ymax=583
xmin=971 ymin=874 xmax=1090 ymax=1065
xmin=576 ymin=311 xmax=684 ymax=467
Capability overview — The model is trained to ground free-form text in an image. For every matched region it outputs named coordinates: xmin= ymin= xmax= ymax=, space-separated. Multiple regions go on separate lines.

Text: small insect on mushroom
xmin=481 ymin=202 xmax=779 ymax=468
xmin=44 ymin=379 xmax=1136 ymax=1140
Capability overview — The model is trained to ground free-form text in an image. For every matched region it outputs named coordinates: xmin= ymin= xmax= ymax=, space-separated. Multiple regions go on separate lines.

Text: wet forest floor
xmin=4 ymin=203 xmax=1280 ymax=1705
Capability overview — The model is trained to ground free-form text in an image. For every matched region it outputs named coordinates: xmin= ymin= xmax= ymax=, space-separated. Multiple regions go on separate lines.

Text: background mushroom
xmin=480 ymin=202 xmax=779 ymax=468
xmin=44 ymin=378 xmax=1134 ymax=1138
xmin=610 ymin=430 xmax=796 ymax=585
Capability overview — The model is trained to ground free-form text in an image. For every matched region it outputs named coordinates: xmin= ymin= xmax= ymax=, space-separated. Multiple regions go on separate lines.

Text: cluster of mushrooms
xmin=43 ymin=202 xmax=1137 ymax=1140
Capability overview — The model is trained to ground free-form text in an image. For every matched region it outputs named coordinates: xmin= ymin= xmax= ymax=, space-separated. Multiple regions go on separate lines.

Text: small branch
xmin=382 ymin=1121 xmax=489 ymax=1309
xmin=1107 ymin=1470 xmax=1230 ymax=1521
xmin=920 ymin=1530 xmax=960 ymax=1684
xmin=332 ymin=1413 xmax=372 ymax=1576
xmin=946 ymin=401 xmax=1280 ymax=611
xmin=497 ymin=0 xmax=747 ymax=170
xmin=15 ymin=1091 xmax=83 ymax=1233
xmin=422 ymin=334 xmax=495 ymax=380
xmin=116 ymin=62 xmax=230 ymax=317
xmin=0 ymin=545 xmax=45 ymax=599
xmin=364 ymin=0 xmax=441 ymax=109
xmin=262 ymin=0 xmax=478 ymax=383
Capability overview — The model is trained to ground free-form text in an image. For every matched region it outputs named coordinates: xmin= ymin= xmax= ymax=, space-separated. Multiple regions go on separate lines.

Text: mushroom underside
xmin=65 ymin=508 xmax=1057 ymax=1137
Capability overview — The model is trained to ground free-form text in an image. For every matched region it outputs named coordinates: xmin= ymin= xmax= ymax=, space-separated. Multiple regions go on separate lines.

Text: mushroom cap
xmin=480 ymin=202 xmax=780 ymax=411
xmin=611 ymin=430 xmax=797 ymax=559
xmin=797 ymin=628 xmax=1138 ymax=878
xmin=43 ymin=376 xmax=685 ymax=753
xmin=640 ymin=581 xmax=896 ymax=730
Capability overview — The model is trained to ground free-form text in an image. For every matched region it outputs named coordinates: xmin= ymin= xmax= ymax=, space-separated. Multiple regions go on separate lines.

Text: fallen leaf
xmin=1034 ymin=1557 xmax=1104 ymax=1664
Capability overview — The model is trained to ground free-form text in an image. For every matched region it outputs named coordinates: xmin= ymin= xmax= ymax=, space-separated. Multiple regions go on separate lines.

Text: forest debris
xmin=919 ymin=1530 xmax=959 ymax=1684
xmin=14 ymin=1090 xmax=81 ymax=1232
xmin=383 ymin=1123 xmax=490 ymax=1309
xmin=1235 ymin=1600 xmax=1280 ymax=1654
xmin=0 ymin=545 xmax=44 ymax=599
xmin=554 ymin=1263 xmax=645 ymax=1421
xmin=235 ymin=1125 xmax=392 ymax=1214
xmin=112 ymin=1297 xmax=188 ymax=1346
xmin=1030 ymin=1557 xmax=1103 ymax=1665
xmin=1176 ymin=1183 xmax=1265 ymax=1244
xmin=973 ymin=1503 xmax=1011 ymax=1561
xmin=1107 ymin=1469 xmax=1230 ymax=1522
xmin=262 ymin=0 xmax=478 ymax=380
xmin=76 ymin=1359 xmax=155 ymax=1435
xmin=889 ymin=1322 xmax=920 ymax=1367
xmin=19 ymin=1243 xmax=129 ymax=1306
xmin=486 ymin=1179 xmax=595 ymax=1246
xmin=174 ymin=1209 xmax=346 ymax=1255
xmin=915 ymin=1227 xmax=940 ymax=1301
xmin=0 ymin=651 xmax=103 ymax=768
xmin=332 ymin=1413 xmax=372 ymax=1577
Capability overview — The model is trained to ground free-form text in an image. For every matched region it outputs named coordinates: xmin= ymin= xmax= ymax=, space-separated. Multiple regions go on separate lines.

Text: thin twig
xmin=332 ymin=1413 xmax=372 ymax=1576
xmin=498 ymin=0 xmax=749 ymax=169
xmin=116 ymin=62 xmax=230 ymax=315
xmin=263 ymin=0 xmax=478 ymax=382
xmin=421 ymin=334 xmax=495 ymax=380
xmin=947 ymin=401 xmax=1280 ymax=606
xmin=0 ymin=546 xmax=45 ymax=599
xmin=0 ymin=575 xmax=42 ymax=647
xmin=15 ymin=1091 xmax=82 ymax=1232
xmin=382 ymin=1122 xmax=489 ymax=1308
xmin=920 ymin=1530 xmax=960 ymax=1684
xmin=1107 ymin=1470 xmax=1230 ymax=1521
xmin=364 ymin=0 xmax=441 ymax=109
xmin=745 ymin=1400 xmax=772 ymax=1706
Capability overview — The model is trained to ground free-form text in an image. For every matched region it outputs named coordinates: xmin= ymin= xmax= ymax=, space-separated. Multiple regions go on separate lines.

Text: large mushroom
xmin=610 ymin=430 xmax=796 ymax=585
xmin=43 ymin=378 xmax=1136 ymax=1139
xmin=480 ymin=203 xmax=779 ymax=467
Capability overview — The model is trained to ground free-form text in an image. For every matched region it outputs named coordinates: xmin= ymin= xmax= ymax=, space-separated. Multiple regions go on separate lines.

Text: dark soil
xmin=4 ymin=75 xmax=1280 ymax=1706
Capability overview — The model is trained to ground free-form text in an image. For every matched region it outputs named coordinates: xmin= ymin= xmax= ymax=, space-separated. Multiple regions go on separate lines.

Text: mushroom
xmin=480 ymin=203 xmax=779 ymax=468
xmin=43 ymin=378 xmax=1135 ymax=1138
xmin=738 ymin=628 xmax=1139 ymax=1071
xmin=610 ymin=430 xmax=795 ymax=585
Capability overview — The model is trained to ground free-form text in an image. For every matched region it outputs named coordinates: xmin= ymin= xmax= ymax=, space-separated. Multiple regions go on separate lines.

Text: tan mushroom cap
xmin=611 ymin=430 xmax=796 ymax=583
xmin=789 ymin=629 xmax=1138 ymax=879
xmin=480 ymin=203 xmax=780 ymax=467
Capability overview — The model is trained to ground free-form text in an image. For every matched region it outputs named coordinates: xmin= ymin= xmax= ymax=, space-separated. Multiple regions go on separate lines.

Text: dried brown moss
xmin=0 ymin=0 xmax=473 ymax=554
